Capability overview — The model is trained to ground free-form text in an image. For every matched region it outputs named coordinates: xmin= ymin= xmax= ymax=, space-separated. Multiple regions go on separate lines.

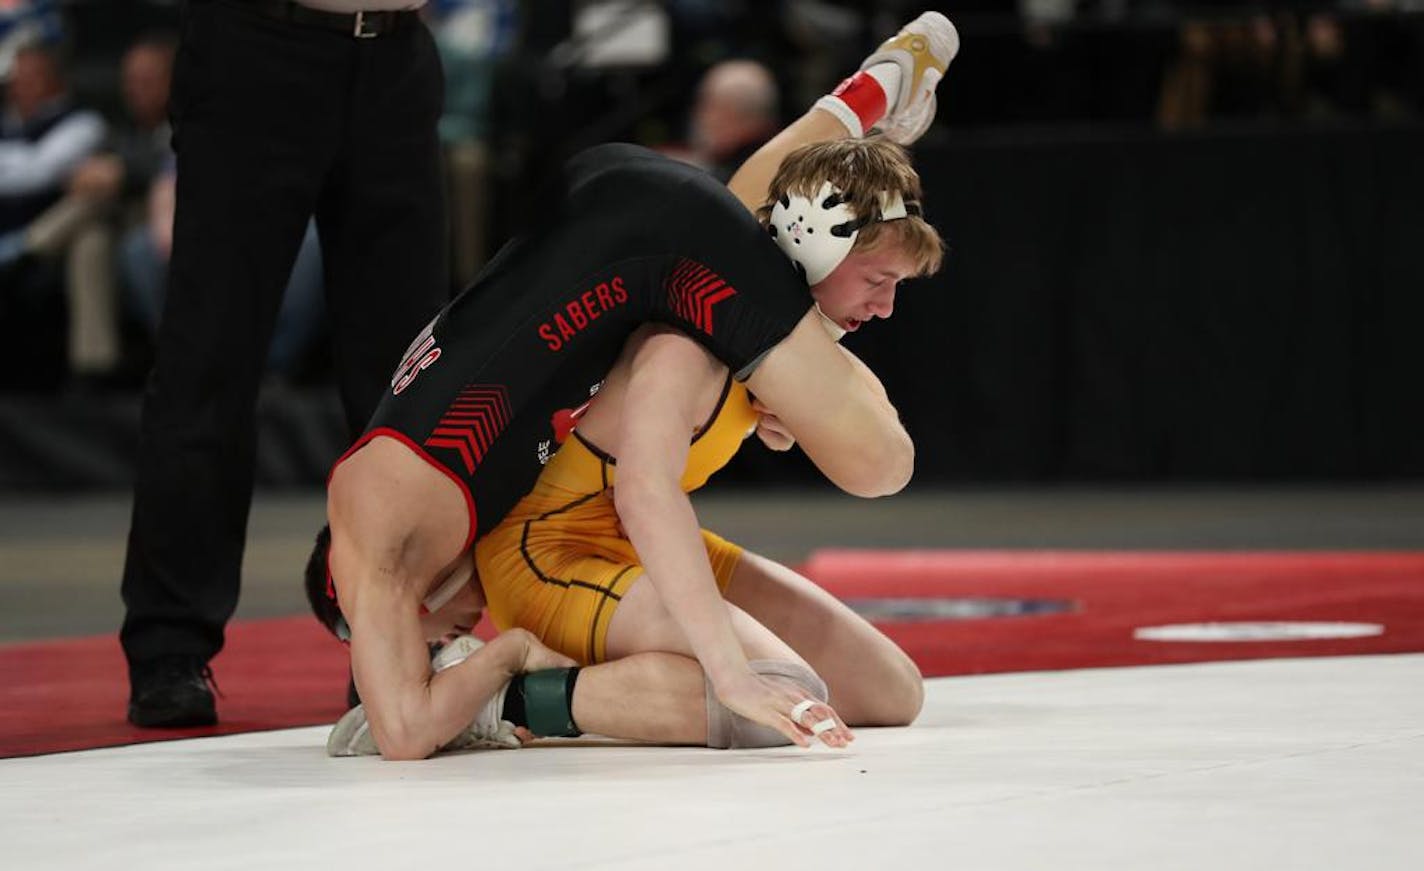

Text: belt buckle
xmin=353 ymin=10 xmax=379 ymax=38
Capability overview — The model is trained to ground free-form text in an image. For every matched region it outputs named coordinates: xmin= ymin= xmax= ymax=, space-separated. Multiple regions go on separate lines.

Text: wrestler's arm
xmin=612 ymin=332 xmax=830 ymax=744
xmin=612 ymin=332 xmax=749 ymax=683
xmin=752 ymin=344 xmax=887 ymax=451
xmin=343 ymin=573 xmax=527 ymax=760
xmin=723 ymin=105 xmax=913 ymax=495
xmin=838 ymin=343 xmax=893 ymax=401
xmin=745 ymin=313 xmax=914 ymax=497
xmin=328 ymin=465 xmax=567 ymax=760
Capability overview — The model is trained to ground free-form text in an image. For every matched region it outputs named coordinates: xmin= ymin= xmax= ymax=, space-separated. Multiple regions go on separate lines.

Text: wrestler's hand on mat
xmin=715 ymin=669 xmax=855 ymax=749
xmin=752 ymin=401 xmax=796 ymax=452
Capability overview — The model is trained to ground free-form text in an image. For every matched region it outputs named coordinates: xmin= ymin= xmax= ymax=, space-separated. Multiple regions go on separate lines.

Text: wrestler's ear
xmin=304 ymin=524 xmax=346 ymax=641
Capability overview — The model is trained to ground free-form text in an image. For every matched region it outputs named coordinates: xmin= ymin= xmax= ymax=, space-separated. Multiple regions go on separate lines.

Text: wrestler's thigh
xmin=603 ymin=570 xmax=809 ymax=668
xmin=723 ymin=550 xmax=923 ymax=726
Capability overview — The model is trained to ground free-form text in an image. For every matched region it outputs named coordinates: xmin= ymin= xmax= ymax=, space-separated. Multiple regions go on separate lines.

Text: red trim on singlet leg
xmin=327 ymin=427 xmax=479 ymax=553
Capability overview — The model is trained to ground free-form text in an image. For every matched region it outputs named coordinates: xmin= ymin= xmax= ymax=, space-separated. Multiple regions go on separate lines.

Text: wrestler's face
xmin=809 ymin=244 xmax=919 ymax=334
xmin=419 ymin=578 xmax=487 ymax=645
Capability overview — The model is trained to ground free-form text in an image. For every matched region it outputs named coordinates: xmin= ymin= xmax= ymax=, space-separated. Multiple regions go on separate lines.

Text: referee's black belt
xmin=239 ymin=0 xmax=416 ymax=38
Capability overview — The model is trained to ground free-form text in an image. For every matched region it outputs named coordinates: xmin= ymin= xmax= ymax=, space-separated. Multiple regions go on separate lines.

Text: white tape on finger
xmin=811 ymin=718 xmax=837 ymax=736
xmin=790 ymin=699 xmax=817 ymax=724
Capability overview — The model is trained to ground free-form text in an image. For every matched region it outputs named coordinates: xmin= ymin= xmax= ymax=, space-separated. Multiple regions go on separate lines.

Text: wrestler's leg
xmin=723 ymin=551 xmax=924 ymax=727
xmin=332 ymin=630 xmax=830 ymax=754
xmin=726 ymin=11 xmax=958 ymax=211
xmin=328 ymin=634 xmax=713 ymax=754
xmin=477 ymin=526 xmax=844 ymax=746
xmin=568 ymin=652 xmax=708 ymax=745
xmin=602 ymin=573 xmax=849 ymax=747
xmin=605 ymin=571 xmax=806 ymax=666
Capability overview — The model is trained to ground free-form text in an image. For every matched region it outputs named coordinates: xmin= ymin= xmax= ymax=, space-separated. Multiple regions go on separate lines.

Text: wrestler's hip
xmin=476 ymin=521 xmax=745 ymax=664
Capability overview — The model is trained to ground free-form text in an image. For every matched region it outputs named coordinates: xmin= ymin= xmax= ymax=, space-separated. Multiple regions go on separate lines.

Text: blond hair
xmin=756 ymin=137 xmax=944 ymax=276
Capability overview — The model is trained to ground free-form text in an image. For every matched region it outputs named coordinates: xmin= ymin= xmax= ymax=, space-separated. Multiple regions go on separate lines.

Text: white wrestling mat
xmin=3 ymin=655 xmax=1420 ymax=871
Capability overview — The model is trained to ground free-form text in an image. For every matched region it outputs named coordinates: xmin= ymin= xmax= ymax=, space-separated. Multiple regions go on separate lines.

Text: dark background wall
xmin=722 ymin=121 xmax=1424 ymax=486
xmin=6 ymin=122 xmax=1420 ymax=489
xmin=2 ymin=2 xmax=1422 ymax=488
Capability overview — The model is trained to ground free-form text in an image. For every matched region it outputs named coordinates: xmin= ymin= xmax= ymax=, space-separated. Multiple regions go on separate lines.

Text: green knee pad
xmin=514 ymin=667 xmax=582 ymax=738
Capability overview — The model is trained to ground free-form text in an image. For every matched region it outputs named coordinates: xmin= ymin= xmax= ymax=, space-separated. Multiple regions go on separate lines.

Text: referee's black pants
xmin=121 ymin=0 xmax=449 ymax=665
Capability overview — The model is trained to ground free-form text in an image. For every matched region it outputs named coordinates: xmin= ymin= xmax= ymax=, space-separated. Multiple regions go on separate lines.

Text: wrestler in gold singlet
xmin=475 ymin=374 xmax=758 ymax=665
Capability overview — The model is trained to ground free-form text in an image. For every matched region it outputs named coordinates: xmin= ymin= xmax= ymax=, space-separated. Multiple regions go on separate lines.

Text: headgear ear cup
xmin=768 ymin=181 xmax=860 ymax=285
xmin=768 ymin=183 xmax=924 ymax=286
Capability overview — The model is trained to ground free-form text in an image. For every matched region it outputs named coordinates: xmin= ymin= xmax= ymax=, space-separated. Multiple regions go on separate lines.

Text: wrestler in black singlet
xmin=332 ymin=144 xmax=811 ymax=549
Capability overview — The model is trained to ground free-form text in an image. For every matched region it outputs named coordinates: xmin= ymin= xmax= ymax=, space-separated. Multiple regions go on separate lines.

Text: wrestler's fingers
xmin=785 ymin=698 xmax=835 ymax=747
xmin=511 ymin=630 xmax=578 ymax=672
xmin=756 ymin=420 xmax=795 ymax=452
xmin=824 ymin=705 xmax=855 ymax=745
xmin=793 ymin=700 xmax=854 ymax=747
xmin=760 ymin=418 xmax=792 ymax=439
xmin=773 ymin=713 xmax=811 ymax=748
xmin=752 ymin=400 xmax=790 ymax=428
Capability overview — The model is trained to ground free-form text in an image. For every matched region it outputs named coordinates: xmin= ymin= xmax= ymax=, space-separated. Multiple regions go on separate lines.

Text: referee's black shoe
xmin=127 ymin=655 xmax=219 ymax=728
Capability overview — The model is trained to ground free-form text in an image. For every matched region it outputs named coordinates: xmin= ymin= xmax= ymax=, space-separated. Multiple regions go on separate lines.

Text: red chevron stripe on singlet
xmin=423 ymin=384 xmax=512 ymax=475
xmin=666 ymin=258 xmax=737 ymax=336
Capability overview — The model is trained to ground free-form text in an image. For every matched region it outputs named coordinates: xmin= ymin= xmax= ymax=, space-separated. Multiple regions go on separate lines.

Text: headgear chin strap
xmin=814 ymin=303 xmax=847 ymax=341
xmin=768 ymin=182 xmax=921 ymax=285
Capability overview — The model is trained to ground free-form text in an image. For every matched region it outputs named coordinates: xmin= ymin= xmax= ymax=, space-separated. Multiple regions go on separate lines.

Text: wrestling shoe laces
xmin=862 ymin=11 xmax=959 ymax=144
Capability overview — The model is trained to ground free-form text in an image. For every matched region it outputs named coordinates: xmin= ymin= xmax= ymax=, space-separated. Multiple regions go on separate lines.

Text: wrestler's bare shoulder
xmin=328 ymin=436 xmax=469 ymax=552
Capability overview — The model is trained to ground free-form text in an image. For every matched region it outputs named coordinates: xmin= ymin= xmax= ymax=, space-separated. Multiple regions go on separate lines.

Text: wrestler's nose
xmin=868 ymin=287 xmax=896 ymax=319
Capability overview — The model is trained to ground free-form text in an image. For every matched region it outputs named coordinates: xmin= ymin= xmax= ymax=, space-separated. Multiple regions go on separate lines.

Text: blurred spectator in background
xmin=0 ymin=0 xmax=62 ymax=79
xmin=679 ymin=59 xmax=780 ymax=182
xmin=0 ymin=42 xmax=105 ymax=377
xmin=0 ymin=35 xmax=174 ymax=385
xmin=430 ymin=0 xmax=517 ymax=287
xmin=1297 ymin=12 xmax=1368 ymax=119
xmin=1158 ymin=6 xmax=1422 ymax=131
xmin=1295 ymin=10 xmax=1419 ymax=121
xmin=0 ymin=42 xmax=105 ymax=237
xmin=1158 ymin=15 xmax=1283 ymax=130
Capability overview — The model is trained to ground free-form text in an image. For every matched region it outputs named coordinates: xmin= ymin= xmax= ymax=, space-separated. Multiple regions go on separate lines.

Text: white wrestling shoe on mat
xmin=326 ymin=634 xmax=520 ymax=757
xmin=862 ymin=11 xmax=959 ymax=144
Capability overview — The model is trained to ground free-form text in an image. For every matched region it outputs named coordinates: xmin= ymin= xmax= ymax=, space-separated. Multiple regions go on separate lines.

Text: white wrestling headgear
xmin=768 ymin=181 xmax=920 ymax=285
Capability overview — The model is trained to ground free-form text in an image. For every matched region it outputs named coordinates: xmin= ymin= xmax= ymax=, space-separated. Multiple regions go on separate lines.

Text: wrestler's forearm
xmin=612 ymin=333 xmax=754 ymax=685
xmin=748 ymin=312 xmax=914 ymax=497
xmin=726 ymin=107 xmax=851 ymax=213
xmin=614 ymin=478 xmax=748 ymax=684
xmin=349 ymin=592 xmax=522 ymax=760
xmin=802 ymin=405 xmax=914 ymax=498
xmin=838 ymin=345 xmax=894 ymax=404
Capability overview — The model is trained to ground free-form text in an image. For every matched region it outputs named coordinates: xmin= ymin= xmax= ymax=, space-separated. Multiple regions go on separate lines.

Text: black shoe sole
xmin=127 ymin=703 xmax=218 ymax=729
